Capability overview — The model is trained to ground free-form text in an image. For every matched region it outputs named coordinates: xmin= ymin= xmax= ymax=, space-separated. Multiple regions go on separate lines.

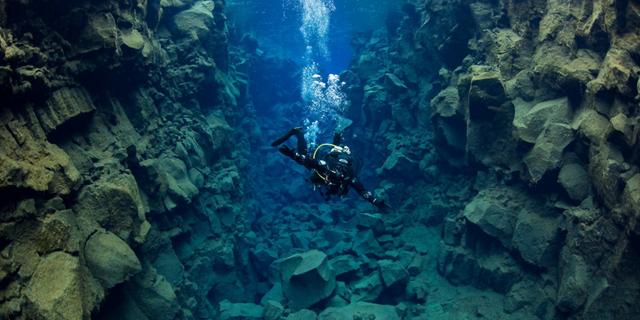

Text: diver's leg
xmin=293 ymin=128 xmax=308 ymax=155
xmin=332 ymin=131 xmax=342 ymax=145
xmin=271 ymin=127 xmax=302 ymax=147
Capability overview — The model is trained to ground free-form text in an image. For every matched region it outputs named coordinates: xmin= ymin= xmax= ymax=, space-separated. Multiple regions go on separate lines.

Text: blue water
xmin=227 ymin=0 xmax=401 ymax=72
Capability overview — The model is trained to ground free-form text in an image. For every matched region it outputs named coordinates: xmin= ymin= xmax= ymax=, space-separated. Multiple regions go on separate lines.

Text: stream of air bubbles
xmin=295 ymin=0 xmax=347 ymax=148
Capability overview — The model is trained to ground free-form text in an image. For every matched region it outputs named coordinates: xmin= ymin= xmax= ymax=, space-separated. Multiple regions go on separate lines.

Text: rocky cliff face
xmin=344 ymin=0 xmax=640 ymax=319
xmin=0 ymin=0 xmax=256 ymax=319
xmin=1 ymin=0 xmax=639 ymax=319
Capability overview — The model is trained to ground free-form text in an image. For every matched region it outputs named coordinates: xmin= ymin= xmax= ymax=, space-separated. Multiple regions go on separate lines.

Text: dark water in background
xmin=227 ymin=0 xmax=402 ymax=73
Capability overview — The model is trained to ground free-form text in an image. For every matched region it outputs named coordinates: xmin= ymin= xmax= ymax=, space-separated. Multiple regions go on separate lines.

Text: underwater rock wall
xmin=0 ymin=0 xmax=255 ymax=319
xmin=347 ymin=0 xmax=640 ymax=319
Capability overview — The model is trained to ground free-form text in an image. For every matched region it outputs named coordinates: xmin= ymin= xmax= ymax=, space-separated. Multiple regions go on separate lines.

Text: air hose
xmin=312 ymin=143 xmax=340 ymax=183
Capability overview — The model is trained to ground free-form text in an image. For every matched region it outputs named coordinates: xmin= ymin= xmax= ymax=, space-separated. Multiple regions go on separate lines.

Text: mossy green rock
xmin=26 ymin=251 xmax=102 ymax=320
xmin=513 ymin=97 xmax=571 ymax=144
xmin=85 ymin=231 xmax=142 ymax=288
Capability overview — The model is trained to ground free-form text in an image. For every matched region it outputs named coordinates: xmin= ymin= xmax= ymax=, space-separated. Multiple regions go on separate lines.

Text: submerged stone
xmin=513 ymin=97 xmax=571 ymax=144
xmin=263 ymin=300 xmax=285 ymax=320
xmin=85 ymin=231 xmax=142 ymax=288
xmin=557 ymin=253 xmax=589 ymax=312
xmin=172 ymin=1 xmax=215 ymax=39
xmin=38 ymin=87 xmax=96 ymax=135
xmin=279 ymin=250 xmax=336 ymax=310
xmin=26 ymin=251 xmax=102 ymax=320
xmin=351 ymin=272 xmax=383 ymax=302
xmin=219 ymin=300 xmax=263 ymax=320
xmin=330 ymin=254 xmax=360 ymax=278
xmin=318 ymin=302 xmax=400 ymax=320
xmin=286 ymin=309 xmax=318 ymax=320
xmin=558 ymin=163 xmax=591 ymax=202
xmin=523 ymin=123 xmax=575 ymax=183
xmin=378 ymin=259 xmax=409 ymax=288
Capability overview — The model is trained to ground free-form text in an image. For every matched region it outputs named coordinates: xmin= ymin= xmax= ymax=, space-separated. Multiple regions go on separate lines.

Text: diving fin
xmin=271 ymin=127 xmax=302 ymax=147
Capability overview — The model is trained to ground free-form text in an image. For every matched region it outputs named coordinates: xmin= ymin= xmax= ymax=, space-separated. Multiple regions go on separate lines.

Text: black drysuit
xmin=272 ymin=128 xmax=384 ymax=208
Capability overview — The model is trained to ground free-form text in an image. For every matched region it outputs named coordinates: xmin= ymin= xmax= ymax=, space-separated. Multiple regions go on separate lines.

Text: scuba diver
xmin=271 ymin=127 xmax=387 ymax=209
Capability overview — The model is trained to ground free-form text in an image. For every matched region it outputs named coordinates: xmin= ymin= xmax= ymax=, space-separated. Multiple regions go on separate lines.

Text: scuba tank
xmin=308 ymin=144 xmax=357 ymax=198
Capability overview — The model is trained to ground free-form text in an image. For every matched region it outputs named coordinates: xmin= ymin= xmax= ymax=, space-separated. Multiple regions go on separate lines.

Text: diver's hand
xmin=278 ymin=145 xmax=295 ymax=158
xmin=372 ymin=198 xmax=387 ymax=210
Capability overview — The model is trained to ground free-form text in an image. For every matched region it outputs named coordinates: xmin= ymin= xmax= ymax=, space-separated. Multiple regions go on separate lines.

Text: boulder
xmin=0 ymin=120 xmax=80 ymax=195
xmin=557 ymin=253 xmax=589 ymax=312
xmin=251 ymin=243 xmax=278 ymax=275
xmin=442 ymin=216 xmax=464 ymax=246
xmin=534 ymin=45 xmax=601 ymax=98
xmin=467 ymin=68 xmax=507 ymax=120
xmin=464 ymin=67 xmax=518 ymax=168
xmin=430 ymin=87 xmax=466 ymax=159
xmin=379 ymin=151 xmax=420 ymax=177
xmin=85 ymin=231 xmax=142 ymax=288
xmin=574 ymin=108 xmax=612 ymax=144
xmin=464 ymin=191 xmax=518 ymax=245
xmin=260 ymin=283 xmax=285 ymax=305
xmin=353 ymin=230 xmax=383 ymax=257
xmin=279 ymin=250 xmax=336 ymax=310
xmin=524 ymin=123 xmax=575 ymax=183
xmin=513 ymin=97 xmax=571 ymax=144
xmin=291 ymin=231 xmax=312 ymax=249
xmin=26 ymin=251 xmax=102 ymax=320
xmin=329 ymin=255 xmax=360 ymax=278
xmin=318 ymin=302 xmax=401 ymax=320
xmin=623 ymin=173 xmax=640 ymax=214
xmin=558 ymin=163 xmax=591 ymax=202
xmin=362 ymin=84 xmax=390 ymax=128
xmin=399 ymin=226 xmax=431 ymax=254
xmin=121 ymin=29 xmax=146 ymax=50
xmin=437 ymin=245 xmax=522 ymax=293
xmin=127 ymin=265 xmax=179 ymax=320
xmin=351 ymin=272 xmax=383 ymax=302
xmin=487 ymin=27 xmax=529 ymax=76
xmin=140 ymin=157 xmax=199 ymax=210
xmin=356 ymin=213 xmax=384 ymax=232
xmin=378 ymin=260 xmax=409 ymax=288
xmin=172 ymin=1 xmax=215 ymax=39
xmin=511 ymin=213 xmax=560 ymax=268
xmin=219 ymin=300 xmax=263 ymax=320
xmin=588 ymin=143 xmax=625 ymax=208
xmin=610 ymin=113 xmax=638 ymax=146
xmin=33 ymin=209 xmax=81 ymax=254
xmin=504 ymin=278 xmax=553 ymax=315
xmin=153 ymin=248 xmax=185 ymax=286
xmin=75 ymin=174 xmax=146 ymax=241
xmin=588 ymin=47 xmax=640 ymax=98
xmin=431 ymin=87 xmax=461 ymax=118
xmin=407 ymin=255 xmax=425 ymax=276
xmin=36 ymin=87 xmax=96 ymax=135
xmin=406 ymin=276 xmax=429 ymax=302
xmin=383 ymin=73 xmax=408 ymax=94
xmin=263 ymin=300 xmax=285 ymax=320
xmin=286 ymin=309 xmax=317 ymax=320
xmin=77 ymin=13 xmax=118 ymax=54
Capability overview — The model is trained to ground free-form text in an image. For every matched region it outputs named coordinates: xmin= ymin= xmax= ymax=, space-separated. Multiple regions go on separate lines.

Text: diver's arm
xmin=278 ymin=145 xmax=322 ymax=170
xmin=350 ymin=177 xmax=386 ymax=208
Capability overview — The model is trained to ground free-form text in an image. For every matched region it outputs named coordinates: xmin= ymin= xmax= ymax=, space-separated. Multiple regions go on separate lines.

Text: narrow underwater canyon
xmin=0 ymin=0 xmax=639 ymax=319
